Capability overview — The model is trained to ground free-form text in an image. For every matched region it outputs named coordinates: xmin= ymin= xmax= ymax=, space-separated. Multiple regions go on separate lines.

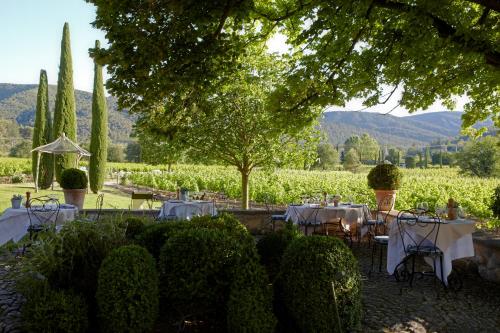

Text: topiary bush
xmin=120 ymin=216 xmax=149 ymax=241
xmin=257 ymin=222 xmax=302 ymax=281
xmin=227 ymin=236 xmax=276 ymax=333
xmin=11 ymin=173 xmax=25 ymax=183
xmin=60 ymin=168 xmax=88 ymax=189
xmin=96 ymin=245 xmax=159 ymax=333
xmin=367 ymin=163 xmax=403 ymax=190
xmin=491 ymin=185 xmax=500 ymax=219
xmin=138 ymin=221 xmax=190 ymax=261
xmin=20 ymin=278 xmax=88 ymax=333
xmin=279 ymin=236 xmax=362 ymax=332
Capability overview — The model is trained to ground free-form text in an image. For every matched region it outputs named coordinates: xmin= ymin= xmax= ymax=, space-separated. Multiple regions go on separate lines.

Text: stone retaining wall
xmin=472 ymin=231 xmax=500 ymax=283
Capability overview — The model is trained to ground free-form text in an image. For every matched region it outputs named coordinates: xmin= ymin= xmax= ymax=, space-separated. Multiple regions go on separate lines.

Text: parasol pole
xmin=35 ymin=151 xmax=41 ymax=193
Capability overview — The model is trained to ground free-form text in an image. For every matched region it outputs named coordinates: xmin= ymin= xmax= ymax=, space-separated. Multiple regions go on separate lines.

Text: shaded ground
xmin=353 ymin=245 xmax=500 ymax=333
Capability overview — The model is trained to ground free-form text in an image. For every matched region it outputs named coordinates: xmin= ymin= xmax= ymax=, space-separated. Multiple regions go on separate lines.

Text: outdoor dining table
xmin=158 ymin=200 xmax=217 ymax=220
xmin=387 ymin=217 xmax=475 ymax=285
xmin=0 ymin=204 xmax=78 ymax=246
xmin=284 ymin=203 xmax=371 ymax=236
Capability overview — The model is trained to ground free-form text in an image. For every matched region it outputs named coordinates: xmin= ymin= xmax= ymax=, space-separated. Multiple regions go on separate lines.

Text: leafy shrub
xmin=26 ymin=219 xmax=126 ymax=305
xmin=97 ymin=245 xmax=159 ymax=333
xmin=492 ymin=185 xmax=500 ymax=219
xmin=227 ymin=236 xmax=276 ymax=333
xmin=20 ymin=278 xmax=88 ymax=333
xmin=11 ymin=173 xmax=25 ymax=183
xmin=60 ymin=168 xmax=88 ymax=189
xmin=279 ymin=236 xmax=362 ymax=332
xmin=367 ymin=163 xmax=403 ymax=190
xmin=120 ymin=216 xmax=149 ymax=240
xmin=257 ymin=222 xmax=302 ymax=281
xmin=159 ymin=226 xmax=275 ymax=331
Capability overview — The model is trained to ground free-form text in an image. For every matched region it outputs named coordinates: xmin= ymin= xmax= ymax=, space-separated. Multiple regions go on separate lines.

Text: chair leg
xmin=409 ymin=255 xmax=416 ymax=287
xmin=378 ymin=244 xmax=383 ymax=272
xmin=369 ymin=242 xmax=376 ymax=276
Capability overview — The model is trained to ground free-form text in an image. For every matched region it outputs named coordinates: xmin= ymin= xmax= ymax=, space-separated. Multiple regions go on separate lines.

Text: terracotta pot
xmin=374 ymin=190 xmax=397 ymax=211
xmin=63 ymin=188 xmax=86 ymax=210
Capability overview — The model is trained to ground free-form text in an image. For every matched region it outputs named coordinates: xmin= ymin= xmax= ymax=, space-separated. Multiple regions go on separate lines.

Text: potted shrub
xmin=60 ymin=168 xmax=88 ymax=210
xmin=11 ymin=194 xmax=23 ymax=209
xmin=367 ymin=163 xmax=402 ymax=211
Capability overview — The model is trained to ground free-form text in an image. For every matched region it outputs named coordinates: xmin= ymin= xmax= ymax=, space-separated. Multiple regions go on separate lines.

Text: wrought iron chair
xmin=363 ymin=195 xmax=394 ymax=246
xmin=290 ymin=204 xmax=321 ymax=236
xmin=263 ymin=194 xmax=286 ymax=232
xmin=26 ymin=196 xmax=60 ymax=245
xmin=395 ymin=210 xmax=445 ymax=288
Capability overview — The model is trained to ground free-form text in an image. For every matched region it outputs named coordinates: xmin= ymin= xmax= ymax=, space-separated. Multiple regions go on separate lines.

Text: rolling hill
xmin=0 ymin=83 xmax=494 ymax=150
xmin=0 ymin=83 xmax=134 ymax=144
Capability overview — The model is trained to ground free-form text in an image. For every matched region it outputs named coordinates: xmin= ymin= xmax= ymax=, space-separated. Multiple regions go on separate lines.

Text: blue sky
xmin=0 ymin=0 xmax=465 ymax=116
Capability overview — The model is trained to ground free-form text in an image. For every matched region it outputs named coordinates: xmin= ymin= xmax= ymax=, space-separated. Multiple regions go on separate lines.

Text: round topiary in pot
xmin=367 ymin=163 xmax=403 ymax=211
xmin=279 ymin=236 xmax=362 ymax=332
xmin=60 ymin=168 xmax=88 ymax=210
xmin=96 ymin=245 xmax=159 ymax=333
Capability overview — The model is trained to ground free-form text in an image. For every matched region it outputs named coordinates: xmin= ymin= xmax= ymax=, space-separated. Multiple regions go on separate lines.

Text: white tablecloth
xmin=285 ymin=204 xmax=370 ymax=236
xmin=158 ymin=200 xmax=217 ymax=220
xmin=387 ymin=218 xmax=475 ymax=285
xmin=0 ymin=206 xmax=78 ymax=245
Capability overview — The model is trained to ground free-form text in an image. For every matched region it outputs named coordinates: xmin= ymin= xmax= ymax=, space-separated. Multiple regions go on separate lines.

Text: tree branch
xmin=373 ymin=0 xmax=500 ymax=68
xmin=466 ymin=0 xmax=500 ymax=12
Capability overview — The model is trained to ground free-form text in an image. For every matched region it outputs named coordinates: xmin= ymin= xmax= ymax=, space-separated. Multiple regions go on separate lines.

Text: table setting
xmin=158 ymin=199 xmax=217 ymax=220
xmin=0 ymin=203 xmax=78 ymax=246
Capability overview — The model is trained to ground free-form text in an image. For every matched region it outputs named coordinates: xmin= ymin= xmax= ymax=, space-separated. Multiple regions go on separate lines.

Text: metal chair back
xmin=26 ymin=196 xmax=60 ymax=234
xmin=396 ymin=210 xmax=442 ymax=255
xmin=95 ymin=193 xmax=104 ymax=221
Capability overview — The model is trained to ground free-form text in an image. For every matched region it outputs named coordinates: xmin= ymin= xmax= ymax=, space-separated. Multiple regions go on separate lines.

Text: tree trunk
xmin=240 ymin=170 xmax=250 ymax=210
xmin=167 ymin=163 xmax=172 ymax=173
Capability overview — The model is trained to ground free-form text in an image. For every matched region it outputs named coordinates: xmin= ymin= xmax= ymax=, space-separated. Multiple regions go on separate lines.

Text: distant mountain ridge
xmin=320 ymin=111 xmax=494 ymax=148
xmin=0 ymin=83 xmax=494 ymax=148
xmin=0 ymin=83 xmax=134 ymax=143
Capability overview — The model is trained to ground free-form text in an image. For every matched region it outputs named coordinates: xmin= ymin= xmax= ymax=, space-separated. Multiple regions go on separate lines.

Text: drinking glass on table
xmin=416 ymin=202 xmax=429 ymax=213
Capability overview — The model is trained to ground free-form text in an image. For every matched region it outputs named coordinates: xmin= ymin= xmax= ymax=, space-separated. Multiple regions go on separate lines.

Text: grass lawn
xmin=0 ymin=182 xmax=132 ymax=212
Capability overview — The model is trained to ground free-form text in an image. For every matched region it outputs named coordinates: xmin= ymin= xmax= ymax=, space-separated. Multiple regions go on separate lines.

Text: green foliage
xmin=313 ymin=143 xmax=339 ymax=170
xmin=9 ymin=140 xmax=32 ymax=158
xmin=405 ymin=156 xmax=416 ymax=168
xmin=11 ymin=173 xmax=25 ymax=183
xmin=279 ymin=236 xmax=362 ymax=332
xmin=96 ymin=245 xmax=159 ymax=333
xmin=125 ymin=141 xmax=141 ymax=162
xmin=60 ymin=168 xmax=88 ymax=189
xmin=25 ymin=219 xmax=126 ymax=303
xmin=19 ymin=278 xmax=88 ymax=333
xmin=256 ymin=222 xmax=302 ymax=281
xmin=456 ymin=136 xmax=499 ymax=177
xmin=32 ymin=70 xmax=49 ymax=186
xmin=107 ymin=143 xmax=125 ymax=162
xmin=120 ymin=216 xmax=148 ymax=241
xmin=491 ymin=186 xmax=500 ymax=219
xmin=89 ymin=39 xmax=108 ymax=194
xmin=159 ymin=226 xmax=275 ymax=331
xmin=343 ymin=148 xmax=361 ymax=172
xmin=367 ymin=163 xmax=403 ymax=190
xmin=344 ymin=134 xmax=380 ymax=163
xmin=53 ymin=23 xmax=77 ymax=181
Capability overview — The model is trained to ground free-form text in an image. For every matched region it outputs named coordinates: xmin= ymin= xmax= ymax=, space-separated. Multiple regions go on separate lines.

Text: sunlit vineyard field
xmin=1 ymin=157 xmax=498 ymax=221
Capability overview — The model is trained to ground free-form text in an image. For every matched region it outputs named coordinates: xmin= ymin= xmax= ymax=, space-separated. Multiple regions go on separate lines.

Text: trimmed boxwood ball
xmin=96 ymin=245 xmax=159 ymax=333
xmin=120 ymin=216 xmax=148 ymax=240
xmin=60 ymin=167 xmax=88 ymax=189
xmin=279 ymin=236 xmax=362 ymax=332
xmin=367 ymin=163 xmax=403 ymax=190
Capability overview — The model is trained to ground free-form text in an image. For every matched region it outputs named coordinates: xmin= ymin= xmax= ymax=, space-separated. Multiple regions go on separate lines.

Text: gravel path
xmin=353 ymin=245 xmax=500 ymax=333
xmin=0 ymin=258 xmax=23 ymax=333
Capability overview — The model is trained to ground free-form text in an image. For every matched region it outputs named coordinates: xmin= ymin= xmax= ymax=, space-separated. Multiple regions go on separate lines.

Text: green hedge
xmin=97 ymin=245 xmax=159 ymax=333
xmin=158 ymin=219 xmax=275 ymax=331
xmin=256 ymin=222 xmax=302 ymax=281
xmin=20 ymin=278 xmax=88 ymax=333
xmin=279 ymin=236 xmax=362 ymax=332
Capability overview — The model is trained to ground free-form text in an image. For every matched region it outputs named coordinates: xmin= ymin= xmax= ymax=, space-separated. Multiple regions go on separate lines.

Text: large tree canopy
xmin=88 ymin=0 xmax=499 ymax=127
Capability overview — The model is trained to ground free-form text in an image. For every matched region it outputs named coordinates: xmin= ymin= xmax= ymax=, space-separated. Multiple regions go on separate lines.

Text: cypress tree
xmin=40 ymin=96 xmax=54 ymax=189
xmin=32 ymin=70 xmax=48 ymax=184
xmin=53 ymin=22 xmax=77 ymax=182
xmin=89 ymin=40 xmax=108 ymax=193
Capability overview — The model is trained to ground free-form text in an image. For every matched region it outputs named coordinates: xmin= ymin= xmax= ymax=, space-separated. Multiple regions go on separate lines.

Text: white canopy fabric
xmin=32 ymin=133 xmax=90 ymax=156
xmin=31 ymin=133 xmax=91 ymax=192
